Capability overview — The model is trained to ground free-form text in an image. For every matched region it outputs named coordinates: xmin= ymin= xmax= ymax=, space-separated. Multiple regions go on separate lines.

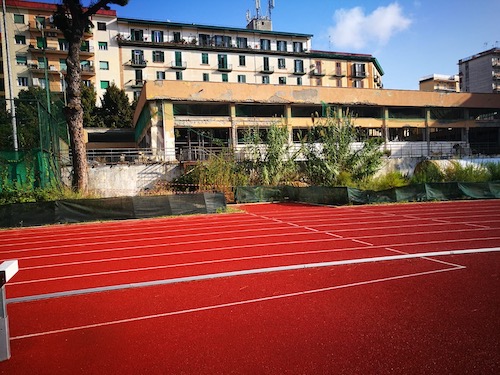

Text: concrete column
xmin=162 ymin=101 xmax=177 ymax=162
xmin=230 ymin=103 xmax=237 ymax=149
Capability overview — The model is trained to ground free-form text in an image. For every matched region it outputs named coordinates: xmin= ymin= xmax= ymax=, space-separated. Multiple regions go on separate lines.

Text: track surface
xmin=0 ymin=200 xmax=499 ymax=374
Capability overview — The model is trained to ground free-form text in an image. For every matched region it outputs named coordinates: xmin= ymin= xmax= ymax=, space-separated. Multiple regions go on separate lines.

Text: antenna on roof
xmin=256 ymin=0 xmax=261 ymax=19
xmin=269 ymin=0 xmax=275 ymax=20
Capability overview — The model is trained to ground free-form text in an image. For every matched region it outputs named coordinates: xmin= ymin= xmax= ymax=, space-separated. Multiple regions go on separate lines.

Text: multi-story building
xmin=419 ymin=74 xmax=459 ymax=93
xmin=133 ymin=80 xmax=500 ymax=162
xmin=1 ymin=0 xmax=384 ymax=104
xmin=459 ymin=47 xmax=500 ymax=93
xmin=0 ymin=0 xmax=118 ymax=101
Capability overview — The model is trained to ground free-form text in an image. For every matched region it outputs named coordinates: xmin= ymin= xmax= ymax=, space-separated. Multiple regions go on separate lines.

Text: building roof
xmin=117 ymin=17 xmax=313 ymax=38
xmin=310 ymin=50 xmax=384 ymax=75
xmin=6 ymin=0 xmax=117 ymax=16
xmin=459 ymin=47 xmax=500 ymax=64
xmin=419 ymin=74 xmax=458 ymax=83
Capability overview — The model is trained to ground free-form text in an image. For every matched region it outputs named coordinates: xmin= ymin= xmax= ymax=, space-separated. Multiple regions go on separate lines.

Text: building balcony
xmin=28 ymin=46 xmax=94 ymax=57
xmin=352 ymin=71 xmax=368 ymax=78
xmin=310 ymin=68 xmax=326 ymax=77
xmin=131 ymin=80 xmax=145 ymax=88
xmin=259 ymin=65 xmax=275 ymax=74
xmin=171 ymin=61 xmax=187 ymax=70
xmin=293 ymin=69 xmax=306 ymax=76
xmin=129 ymin=59 xmax=147 ymax=68
xmin=217 ymin=64 xmax=232 ymax=72
xmin=331 ymin=70 xmax=346 ymax=77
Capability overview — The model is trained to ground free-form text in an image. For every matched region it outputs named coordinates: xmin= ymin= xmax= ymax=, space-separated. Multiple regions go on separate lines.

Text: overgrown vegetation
xmin=301 ymin=112 xmax=384 ymax=186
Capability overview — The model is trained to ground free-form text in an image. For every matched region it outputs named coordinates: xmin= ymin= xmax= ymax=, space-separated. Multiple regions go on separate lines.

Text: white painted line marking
xmin=11 ymin=265 xmax=464 ymax=341
xmin=8 ymin=247 xmax=499 ymax=304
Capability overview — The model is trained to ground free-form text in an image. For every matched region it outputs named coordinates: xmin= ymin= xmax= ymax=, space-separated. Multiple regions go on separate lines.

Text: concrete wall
xmin=87 ymin=163 xmax=179 ymax=197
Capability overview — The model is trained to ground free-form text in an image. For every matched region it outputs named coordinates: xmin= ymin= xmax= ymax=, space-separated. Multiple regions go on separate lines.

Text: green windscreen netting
xmin=235 ymin=182 xmax=500 ymax=205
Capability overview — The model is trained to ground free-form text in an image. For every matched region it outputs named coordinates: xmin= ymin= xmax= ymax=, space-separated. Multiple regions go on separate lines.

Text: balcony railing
xmin=86 ymin=148 xmax=156 ymax=164
xmin=310 ymin=68 xmax=326 ymax=77
xmin=259 ymin=65 xmax=275 ymax=74
xmin=171 ymin=61 xmax=187 ymax=70
xmin=217 ymin=64 xmax=232 ymax=72
xmin=130 ymin=58 xmax=147 ymax=68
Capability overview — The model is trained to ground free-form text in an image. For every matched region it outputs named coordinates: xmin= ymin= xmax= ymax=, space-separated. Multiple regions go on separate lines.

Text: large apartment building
xmin=0 ymin=0 xmax=384 ymax=103
xmin=459 ymin=47 xmax=500 ymax=94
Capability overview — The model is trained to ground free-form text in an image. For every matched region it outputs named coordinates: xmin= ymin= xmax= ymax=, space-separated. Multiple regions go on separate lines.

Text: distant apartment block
xmin=419 ymin=74 xmax=459 ymax=93
xmin=0 ymin=0 xmax=384 ymax=102
xmin=459 ymin=48 xmax=500 ymax=93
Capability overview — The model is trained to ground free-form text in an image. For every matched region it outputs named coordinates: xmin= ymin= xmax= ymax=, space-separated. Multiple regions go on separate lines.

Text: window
xmin=260 ymin=39 xmax=271 ymax=50
xmin=277 ymin=40 xmax=287 ymax=52
xmin=176 ymin=71 xmax=183 ymax=80
xmin=99 ymin=61 xmax=109 ymax=70
xmin=352 ymin=63 xmax=366 ymax=77
xmin=36 ymin=37 xmax=47 ymax=49
xmin=80 ymin=60 xmax=92 ymax=72
xmin=100 ymin=80 xmax=110 ymax=89
xmin=15 ymin=35 xmax=26 ymax=45
xmin=152 ymin=50 xmax=164 ymax=63
xmin=80 ymin=40 xmax=90 ymax=52
xmin=203 ymin=73 xmax=209 ymax=82
xmin=336 ymin=78 xmax=342 ymax=87
xmin=97 ymin=22 xmax=107 ymax=31
xmin=293 ymin=42 xmax=303 ymax=53
xmin=98 ymin=41 xmax=108 ymax=51
xmin=218 ymin=54 xmax=229 ymax=69
xmin=237 ymin=37 xmax=248 ymax=49
xmin=132 ymin=50 xmax=145 ymax=65
xmin=13 ymin=14 xmax=24 ymax=24
xmin=297 ymin=77 xmax=302 ymax=86
xmin=38 ymin=78 xmax=47 ymax=89
xmin=201 ymin=53 xmax=209 ymax=65
xmin=82 ymin=80 xmax=91 ymax=87
xmin=38 ymin=57 xmax=46 ymax=69
xmin=35 ymin=16 xmax=45 ymax=28
xmin=353 ymin=80 xmax=364 ymax=88
xmin=174 ymin=51 xmax=183 ymax=67
xmin=59 ymin=39 xmax=69 ymax=51
xmin=15 ymin=55 xmax=27 ymax=65
xmin=238 ymin=75 xmax=246 ymax=83
xmin=152 ymin=30 xmax=164 ymax=43
xmin=131 ymin=29 xmax=144 ymax=41
xmin=239 ymin=55 xmax=246 ymax=66
xmin=60 ymin=59 xmax=67 ymax=71
xmin=17 ymin=77 xmax=28 ymax=86
xmin=135 ymin=69 xmax=143 ymax=84
xmin=279 ymin=77 xmax=286 ymax=85
xmin=222 ymin=73 xmax=228 ymax=82
xmin=263 ymin=57 xmax=270 ymax=72
xmin=173 ymin=32 xmax=181 ymax=43
xmin=156 ymin=71 xmax=166 ymax=80
xmin=278 ymin=58 xmax=286 ymax=69
xmin=294 ymin=59 xmax=304 ymax=73
xmin=262 ymin=75 xmax=270 ymax=84
xmin=214 ymin=35 xmax=231 ymax=47
xmin=199 ymin=34 xmax=211 ymax=46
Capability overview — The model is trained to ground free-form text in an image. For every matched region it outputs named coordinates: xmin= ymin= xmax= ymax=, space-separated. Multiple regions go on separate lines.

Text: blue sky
xmin=42 ymin=1 xmax=500 ymax=90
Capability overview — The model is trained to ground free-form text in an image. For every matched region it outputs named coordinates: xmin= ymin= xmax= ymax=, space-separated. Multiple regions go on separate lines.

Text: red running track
xmin=0 ymin=200 xmax=499 ymax=374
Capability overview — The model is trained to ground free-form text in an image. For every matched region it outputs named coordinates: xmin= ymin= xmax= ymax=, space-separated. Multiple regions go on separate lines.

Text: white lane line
xmin=384 ymin=247 xmax=466 ymax=268
xmin=0 ymin=229 xmax=322 ymax=255
xmin=8 ymin=247 xmax=499 ymax=304
xmin=10 ymin=265 xmax=464 ymax=341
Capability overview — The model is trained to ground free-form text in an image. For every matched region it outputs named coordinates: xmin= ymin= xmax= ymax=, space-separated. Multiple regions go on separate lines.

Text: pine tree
xmin=98 ymin=83 xmax=133 ymax=128
xmin=53 ymin=0 xmax=129 ymax=193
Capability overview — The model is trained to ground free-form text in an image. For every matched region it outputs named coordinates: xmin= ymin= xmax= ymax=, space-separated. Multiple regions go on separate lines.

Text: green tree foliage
xmin=97 ymin=83 xmax=133 ymax=128
xmin=301 ymin=112 xmax=384 ymax=186
xmin=241 ymin=122 xmax=298 ymax=185
xmin=81 ymin=83 xmax=98 ymax=127
xmin=0 ymin=100 xmax=12 ymax=150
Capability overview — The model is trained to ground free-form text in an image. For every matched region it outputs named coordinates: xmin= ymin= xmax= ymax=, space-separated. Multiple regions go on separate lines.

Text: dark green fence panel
xmin=394 ymin=184 xmax=427 ymax=202
xmin=425 ymin=183 xmax=466 ymax=201
xmin=458 ymin=183 xmax=495 ymax=199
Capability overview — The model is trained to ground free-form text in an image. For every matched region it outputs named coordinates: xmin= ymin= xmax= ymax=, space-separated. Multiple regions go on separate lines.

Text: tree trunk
xmin=65 ymin=34 xmax=88 ymax=192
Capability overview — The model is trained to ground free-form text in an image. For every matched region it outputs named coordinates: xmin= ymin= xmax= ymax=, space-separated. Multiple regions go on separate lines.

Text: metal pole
xmin=1 ymin=0 xmax=19 ymax=151
xmin=0 ymin=286 xmax=10 ymax=361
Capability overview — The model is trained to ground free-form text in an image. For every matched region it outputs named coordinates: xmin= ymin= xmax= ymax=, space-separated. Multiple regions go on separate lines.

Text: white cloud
xmin=328 ymin=3 xmax=412 ymax=50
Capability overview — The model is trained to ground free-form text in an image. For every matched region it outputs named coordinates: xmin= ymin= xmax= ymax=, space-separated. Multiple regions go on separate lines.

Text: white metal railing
xmin=85 ymin=148 xmax=155 ymax=164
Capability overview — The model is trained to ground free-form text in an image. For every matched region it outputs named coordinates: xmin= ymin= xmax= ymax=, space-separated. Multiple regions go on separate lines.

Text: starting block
xmin=0 ymin=260 xmax=19 ymax=362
